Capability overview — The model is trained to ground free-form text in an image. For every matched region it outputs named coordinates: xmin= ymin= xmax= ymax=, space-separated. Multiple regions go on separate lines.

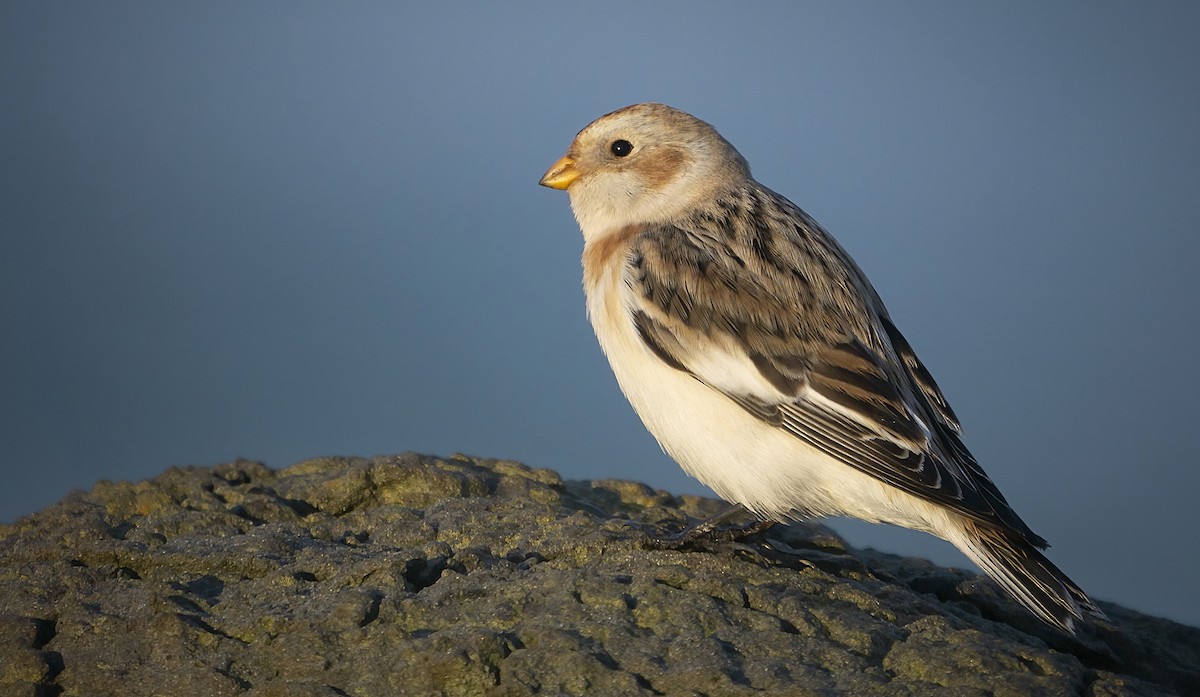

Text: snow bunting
xmin=540 ymin=103 xmax=1104 ymax=633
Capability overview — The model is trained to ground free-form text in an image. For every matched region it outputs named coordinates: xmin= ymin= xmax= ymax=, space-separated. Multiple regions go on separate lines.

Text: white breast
xmin=582 ymin=246 xmax=949 ymax=534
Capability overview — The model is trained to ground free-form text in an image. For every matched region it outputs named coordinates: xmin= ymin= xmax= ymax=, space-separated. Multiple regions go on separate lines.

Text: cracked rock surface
xmin=1 ymin=453 xmax=1197 ymax=696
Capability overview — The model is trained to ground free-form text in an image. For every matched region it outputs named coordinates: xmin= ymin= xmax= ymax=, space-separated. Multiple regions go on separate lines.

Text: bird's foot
xmin=641 ymin=505 xmax=777 ymax=550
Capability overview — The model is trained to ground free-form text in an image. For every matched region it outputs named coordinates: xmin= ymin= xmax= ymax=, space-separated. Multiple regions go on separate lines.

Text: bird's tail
xmin=949 ymin=521 xmax=1105 ymax=634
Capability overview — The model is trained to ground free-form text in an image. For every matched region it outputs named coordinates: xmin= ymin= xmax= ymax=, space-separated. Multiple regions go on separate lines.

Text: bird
xmin=539 ymin=102 xmax=1104 ymax=633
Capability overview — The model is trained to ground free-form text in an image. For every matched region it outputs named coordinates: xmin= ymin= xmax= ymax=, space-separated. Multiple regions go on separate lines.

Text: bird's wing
xmin=625 ymin=213 xmax=1043 ymax=545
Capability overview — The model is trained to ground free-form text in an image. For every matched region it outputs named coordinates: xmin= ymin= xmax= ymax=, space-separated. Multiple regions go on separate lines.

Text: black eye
xmin=610 ymin=139 xmax=633 ymax=157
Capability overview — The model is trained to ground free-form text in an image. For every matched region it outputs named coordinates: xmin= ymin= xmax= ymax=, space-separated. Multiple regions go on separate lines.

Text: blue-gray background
xmin=3 ymin=3 xmax=1198 ymax=626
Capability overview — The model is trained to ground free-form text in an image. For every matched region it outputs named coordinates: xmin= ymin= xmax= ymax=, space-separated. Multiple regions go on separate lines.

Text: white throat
xmin=568 ymin=154 xmax=737 ymax=243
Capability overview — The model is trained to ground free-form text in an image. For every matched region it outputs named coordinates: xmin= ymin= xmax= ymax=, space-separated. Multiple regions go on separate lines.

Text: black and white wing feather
xmin=624 ymin=185 xmax=1045 ymax=547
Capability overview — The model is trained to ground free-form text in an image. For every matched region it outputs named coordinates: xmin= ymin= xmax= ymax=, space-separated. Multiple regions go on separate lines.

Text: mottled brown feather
xmin=640 ymin=147 xmax=688 ymax=191
xmin=582 ymin=224 xmax=643 ymax=289
xmin=621 ymin=184 xmax=1046 ymax=546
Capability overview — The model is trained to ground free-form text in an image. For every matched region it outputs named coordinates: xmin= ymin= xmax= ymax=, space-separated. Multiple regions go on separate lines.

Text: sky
xmin=2 ymin=2 xmax=1198 ymax=627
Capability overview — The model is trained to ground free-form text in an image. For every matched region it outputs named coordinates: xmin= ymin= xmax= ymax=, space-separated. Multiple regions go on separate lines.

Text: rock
xmin=0 ymin=452 xmax=1196 ymax=696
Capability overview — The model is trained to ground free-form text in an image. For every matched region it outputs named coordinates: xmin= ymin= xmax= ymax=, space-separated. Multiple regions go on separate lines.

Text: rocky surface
xmin=1 ymin=453 xmax=1197 ymax=696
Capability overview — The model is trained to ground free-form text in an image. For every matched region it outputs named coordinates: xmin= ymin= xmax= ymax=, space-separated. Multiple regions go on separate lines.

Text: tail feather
xmin=952 ymin=522 xmax=1105 ymax=634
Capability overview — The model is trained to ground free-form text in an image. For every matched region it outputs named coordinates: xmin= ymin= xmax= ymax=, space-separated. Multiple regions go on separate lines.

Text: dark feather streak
xmin=633 ymin=311 xmax=689 ymax=373
xmin=621 ymin=185 xmax=1048 ymax=547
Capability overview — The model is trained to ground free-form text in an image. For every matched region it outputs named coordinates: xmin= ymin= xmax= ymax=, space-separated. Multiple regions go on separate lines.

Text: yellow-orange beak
xmin=539 ymin=156 xmax=579 ymax=190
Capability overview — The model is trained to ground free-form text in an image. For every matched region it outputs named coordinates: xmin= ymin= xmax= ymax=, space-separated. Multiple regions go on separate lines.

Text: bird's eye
xmin=610 ymin=139 xmax=633 ymax=157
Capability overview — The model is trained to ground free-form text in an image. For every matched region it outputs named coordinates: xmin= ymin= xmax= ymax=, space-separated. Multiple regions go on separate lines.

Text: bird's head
xmin=540 ymin=103 xmax=751 ymax=241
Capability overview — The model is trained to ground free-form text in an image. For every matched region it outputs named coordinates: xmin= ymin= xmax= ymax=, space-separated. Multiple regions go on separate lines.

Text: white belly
xmin=584 ymin=262 xmax=947 ymax=534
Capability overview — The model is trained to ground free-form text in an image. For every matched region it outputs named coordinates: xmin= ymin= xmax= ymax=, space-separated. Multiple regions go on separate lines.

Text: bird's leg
xmin=643 ymin=504 xmax=778 ymax=549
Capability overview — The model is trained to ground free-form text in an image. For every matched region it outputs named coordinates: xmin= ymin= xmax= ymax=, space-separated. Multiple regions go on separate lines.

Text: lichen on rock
xmin=0 ymin=453 xmax=1196 ymax=696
